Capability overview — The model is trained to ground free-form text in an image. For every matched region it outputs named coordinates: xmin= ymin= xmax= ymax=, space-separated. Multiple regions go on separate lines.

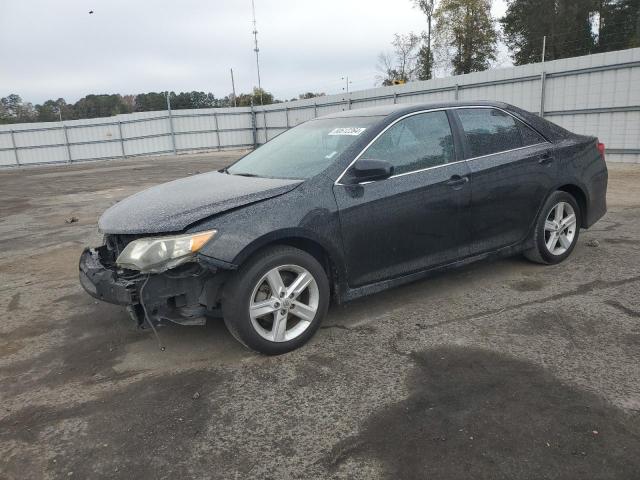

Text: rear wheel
xmin=525 ymin=191 xmax=581 ymax=265
xmin=222 ymin=245 xmax=329 ymax=354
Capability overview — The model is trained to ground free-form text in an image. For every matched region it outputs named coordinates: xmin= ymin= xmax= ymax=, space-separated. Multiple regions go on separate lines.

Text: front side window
xmin=456 ymin=108 xmax=523 ymax=157
xmin=359 ymin=111 xmax=455 ymax=175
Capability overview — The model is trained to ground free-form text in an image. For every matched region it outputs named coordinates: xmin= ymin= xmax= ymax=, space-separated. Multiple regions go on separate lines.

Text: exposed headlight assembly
xmin=116 ymin=230 xmax=216 ymax=273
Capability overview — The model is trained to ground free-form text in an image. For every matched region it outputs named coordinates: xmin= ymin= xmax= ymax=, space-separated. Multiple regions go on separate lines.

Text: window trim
xmin=335 ymin=105 xmax=551 ymax=186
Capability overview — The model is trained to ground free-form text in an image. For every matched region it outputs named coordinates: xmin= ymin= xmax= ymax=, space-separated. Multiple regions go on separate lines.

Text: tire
xmin=222 ymin=245 xmax=330 ymax=355
xmin=524 ymin=191 xmax=581 ymax=265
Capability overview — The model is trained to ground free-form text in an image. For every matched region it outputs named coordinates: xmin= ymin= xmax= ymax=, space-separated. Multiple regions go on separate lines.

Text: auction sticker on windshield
xmin=328 ymin=127 xmax=367 ymax=136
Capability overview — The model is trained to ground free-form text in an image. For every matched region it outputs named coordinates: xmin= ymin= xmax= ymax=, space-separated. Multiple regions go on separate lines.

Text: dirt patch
xmin=324 ymin=346 xmax=640 ymax=479
xmin=510 ymin=278 xmax=545 ymax=292
xmin=7 ymin=293 xmax=21 ymax=312
xmin=0 ymin=368 xmax=227 ymax=479
xmin=0 ymin=304 xmax=145 ymax=396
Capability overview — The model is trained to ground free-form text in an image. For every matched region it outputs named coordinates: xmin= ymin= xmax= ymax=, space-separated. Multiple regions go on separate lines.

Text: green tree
xmin=414 ymin=0 xmax=436 ymax=80
xmin=0 ymin=94 xmax=37 ymax=123
xmin=298 ymin=92 xmax=326 ymax=99
xmin=234 ymin=88 xmax=275 ymax=106
xmin=597 ymin=0 xmax=640 ymax=52
xmin=501 ymin=0 xmax=596 ymax=65
xmin=73 ymin=94 xmax=132 ymax=119
xmin=35 ymin=99 xmax=62 ymax=122
xmin=433 ymin=0 xmax=498 ymax=75
xmin=134 ymin=92 xmax=168 ymax=112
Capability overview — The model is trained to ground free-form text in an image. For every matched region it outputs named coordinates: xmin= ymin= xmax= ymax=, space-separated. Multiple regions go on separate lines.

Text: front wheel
xmin=222 ymin=245 xmax=330 ymax=354
xmin=524 ymin=191 xmax=581 ymax=265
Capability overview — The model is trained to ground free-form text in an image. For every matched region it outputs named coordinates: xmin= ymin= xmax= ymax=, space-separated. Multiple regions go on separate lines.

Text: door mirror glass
xmin=349 ymin=159 xmax=395 ymax=183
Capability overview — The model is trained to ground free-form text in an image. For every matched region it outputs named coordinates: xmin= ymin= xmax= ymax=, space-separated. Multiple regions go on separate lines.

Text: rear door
xmin=452 ymin=107 xmax=556 ymax=254
xmin=333 ymin=110 xmax=472 ymax=287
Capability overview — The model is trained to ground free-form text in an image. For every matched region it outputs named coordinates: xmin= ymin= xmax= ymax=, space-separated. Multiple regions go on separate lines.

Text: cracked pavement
xmin=1 ymin=153 xmax=639 ymax=479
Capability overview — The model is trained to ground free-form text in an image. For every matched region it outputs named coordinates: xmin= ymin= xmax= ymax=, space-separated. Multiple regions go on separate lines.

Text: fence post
xmin=539 ymin=71 xmax=546 ymax=117
xmin=454 ymin=84 xmax=459 ymax=101
xmin=263 ymin=109 xmax=268 ymax=143
xmin=10 ymin=130 xmax=19 ymax=166
xmin=166 ymin=93 xmax=177 ymax=155
xmin=393 ymin=92 xmax=398 ymax=104
xmin=347 ymin=95 xmax=352 ymax=110
xmin=213 ymin=112 xmax=221 ymax=150
xmin=313 ymin=100 xmax=318 ymax=118
xmin=285 ymin=106 xmax=290 ymax=129
xmin=62 ymin=124 xmax=72 ymax=163
xmin=250 ymin=102 xmax=258 ymax=148
xmin=117 ymin=121 xmax=126 ymax=158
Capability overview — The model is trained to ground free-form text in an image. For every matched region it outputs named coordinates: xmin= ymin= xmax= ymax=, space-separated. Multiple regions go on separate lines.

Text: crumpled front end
xmin=79 ymin=235 xmax=228 ymax=327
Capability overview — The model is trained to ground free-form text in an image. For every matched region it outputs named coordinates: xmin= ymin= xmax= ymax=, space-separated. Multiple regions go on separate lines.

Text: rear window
xmin=456 ymin=108 xmax=546 ymax=158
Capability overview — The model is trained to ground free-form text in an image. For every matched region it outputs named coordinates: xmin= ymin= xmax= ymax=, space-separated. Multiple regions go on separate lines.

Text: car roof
xmin=317 ymin=100 xmax=512 ymax=119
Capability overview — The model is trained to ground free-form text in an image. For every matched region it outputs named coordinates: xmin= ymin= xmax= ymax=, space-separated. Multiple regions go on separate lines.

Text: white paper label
xmin=328 ymin=127 xmax=366 ymax=136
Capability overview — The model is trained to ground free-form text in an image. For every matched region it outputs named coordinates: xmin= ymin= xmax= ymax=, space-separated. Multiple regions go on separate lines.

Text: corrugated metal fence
xmin=1 ymin=47 xmax=639 ymax=166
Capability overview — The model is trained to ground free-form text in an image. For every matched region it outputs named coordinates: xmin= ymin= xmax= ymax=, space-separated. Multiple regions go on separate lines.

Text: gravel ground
xmin=1 ymin=153 xmax=639 ymax=479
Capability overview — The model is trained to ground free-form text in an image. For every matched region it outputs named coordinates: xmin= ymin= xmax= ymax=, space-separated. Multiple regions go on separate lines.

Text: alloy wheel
xmin=249 ymin=264 xmax=320 ymax=342
xmin=544 ymin=201 xmax=577 ymax=255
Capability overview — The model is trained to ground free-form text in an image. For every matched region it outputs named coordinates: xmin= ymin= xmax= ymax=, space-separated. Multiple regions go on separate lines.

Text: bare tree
xmin=376 ymin=33 xmax=421 ymax=86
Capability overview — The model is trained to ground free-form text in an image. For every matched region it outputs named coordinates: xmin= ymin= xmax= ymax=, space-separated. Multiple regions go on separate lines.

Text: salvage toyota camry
xmin=80 ymin=101 xmax=608 ymax=354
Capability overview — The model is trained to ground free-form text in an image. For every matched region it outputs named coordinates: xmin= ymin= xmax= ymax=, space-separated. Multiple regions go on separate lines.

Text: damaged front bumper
xmin=79 ymin=247 xmax=227 ymax=327
xmin=79 ymin=247 xmax=137 ymax=305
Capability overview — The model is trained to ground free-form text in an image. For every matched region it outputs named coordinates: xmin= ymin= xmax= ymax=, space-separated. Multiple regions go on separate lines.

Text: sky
xmin=0 ymin=0 xmax=508 ymax=105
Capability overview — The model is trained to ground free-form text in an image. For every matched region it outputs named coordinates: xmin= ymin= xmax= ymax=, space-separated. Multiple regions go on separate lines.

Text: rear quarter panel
xmin=553 ymin=136 xmax=608 ymax=227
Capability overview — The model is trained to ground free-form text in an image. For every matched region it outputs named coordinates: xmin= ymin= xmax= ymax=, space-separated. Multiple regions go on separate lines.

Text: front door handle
xmin=539 ymin=153 xmax=554 ymax=165
xmin=446 ymin=175 xmax=469 ymax=188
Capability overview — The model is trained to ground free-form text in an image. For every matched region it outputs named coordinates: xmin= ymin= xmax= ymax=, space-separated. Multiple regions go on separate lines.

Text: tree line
xmin=378 ymin=0 xmax=639 ymax=85
xmin=0 ymin=89 xmax=326 ymax=124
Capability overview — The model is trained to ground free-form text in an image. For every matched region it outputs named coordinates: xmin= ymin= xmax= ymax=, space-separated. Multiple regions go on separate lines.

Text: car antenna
xmin=140 ymin=275 xmax=166 ymax=351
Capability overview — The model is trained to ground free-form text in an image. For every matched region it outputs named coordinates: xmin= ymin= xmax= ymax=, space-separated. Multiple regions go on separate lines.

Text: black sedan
xmin=80 ymin=101 xmax=608 ymax=354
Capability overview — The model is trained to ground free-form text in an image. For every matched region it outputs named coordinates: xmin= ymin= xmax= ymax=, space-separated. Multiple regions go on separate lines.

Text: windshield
xmin=227 ymin=116 xmax=383 ymax=179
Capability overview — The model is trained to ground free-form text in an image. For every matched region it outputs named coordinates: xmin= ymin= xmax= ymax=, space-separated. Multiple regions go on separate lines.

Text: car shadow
xmin=322 ymin=345 xmax=640 ymax=479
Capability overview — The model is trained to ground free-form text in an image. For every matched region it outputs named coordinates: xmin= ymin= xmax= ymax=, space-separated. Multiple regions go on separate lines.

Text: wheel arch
xmin=556 ymin=183 xmax=588 ymax=222
xmin=231 ymin=230 xmax=346 ymax=300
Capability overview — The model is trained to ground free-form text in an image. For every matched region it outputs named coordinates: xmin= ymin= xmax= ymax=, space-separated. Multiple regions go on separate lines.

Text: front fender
xmin=192 ymin=179 xmax=345 ymax=272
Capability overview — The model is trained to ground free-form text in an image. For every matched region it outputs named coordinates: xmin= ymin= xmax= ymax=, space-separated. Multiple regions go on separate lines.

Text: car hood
xmin=98 ymin=171 xmax=302 ymax=234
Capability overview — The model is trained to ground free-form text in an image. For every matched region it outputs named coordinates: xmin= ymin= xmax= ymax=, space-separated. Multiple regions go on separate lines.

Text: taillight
xmin=597 ymin=141 xmax=605 ymax=160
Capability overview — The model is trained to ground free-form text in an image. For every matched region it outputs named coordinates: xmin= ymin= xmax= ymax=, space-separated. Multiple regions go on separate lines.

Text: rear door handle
xmin=446 ymin=175 xmax=469 ymax=188
xmin=539 ymin=153 xmax=554 ymax=165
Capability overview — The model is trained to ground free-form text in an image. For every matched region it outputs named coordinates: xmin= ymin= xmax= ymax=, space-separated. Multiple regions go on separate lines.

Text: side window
xmin=518 ymin=121 xmax=547 ymax=146
xmin=457 ymin=108 xmax=522 ymax=157
xmin=360 ymin=111 xmax=454 ymax=175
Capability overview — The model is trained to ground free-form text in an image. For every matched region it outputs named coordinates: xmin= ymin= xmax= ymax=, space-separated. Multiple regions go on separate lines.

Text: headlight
xmin=116 ymin=230 xmax=216 ymax=273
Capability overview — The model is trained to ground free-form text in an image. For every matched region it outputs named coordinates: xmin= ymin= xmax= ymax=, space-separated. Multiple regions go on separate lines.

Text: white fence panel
xmin=1 ymin=48 xmax=639 ymax=166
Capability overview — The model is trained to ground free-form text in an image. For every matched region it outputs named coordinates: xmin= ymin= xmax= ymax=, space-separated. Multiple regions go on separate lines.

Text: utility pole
xmin=342 ymin=76 xmax=352 ymax=94
xmin=230 ymin=68 xmax=238 ymax=107
xmin=541 ymin=35 xmax=546 ymax=64
xmin=166 ymin=91 xmax=177 ymax=155
xmin=251 ymin=0 xmax=263 ymax=105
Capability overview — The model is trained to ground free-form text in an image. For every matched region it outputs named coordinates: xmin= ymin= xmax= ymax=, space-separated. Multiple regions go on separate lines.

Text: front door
xmin=333 ymin=110 xmax=472 ymax=287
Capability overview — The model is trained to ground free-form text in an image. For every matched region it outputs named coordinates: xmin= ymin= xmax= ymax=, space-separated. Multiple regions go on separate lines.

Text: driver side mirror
xmin=347 ymin=159 xmax=395 ymax=184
